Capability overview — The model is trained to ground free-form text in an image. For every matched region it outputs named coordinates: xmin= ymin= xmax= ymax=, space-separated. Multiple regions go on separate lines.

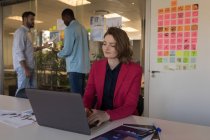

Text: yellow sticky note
xmin=176 ymin=51 xmax=182 ymax=57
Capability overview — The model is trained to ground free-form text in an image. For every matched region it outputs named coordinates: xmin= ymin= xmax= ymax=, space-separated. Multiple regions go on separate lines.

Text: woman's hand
xmin=88 ymin=109 xmax=110 ymax=126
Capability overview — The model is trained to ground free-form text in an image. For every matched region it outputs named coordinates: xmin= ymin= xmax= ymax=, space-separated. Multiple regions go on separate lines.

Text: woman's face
xmin=102 ymin=34 xmax=118 ymax=59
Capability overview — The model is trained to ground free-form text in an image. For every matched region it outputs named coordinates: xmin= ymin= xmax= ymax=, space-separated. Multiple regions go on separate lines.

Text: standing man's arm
xmin=15 ymin=31 xmax=31 ymax=77
xmin=57 ymin=29 xmax=75 ymax=58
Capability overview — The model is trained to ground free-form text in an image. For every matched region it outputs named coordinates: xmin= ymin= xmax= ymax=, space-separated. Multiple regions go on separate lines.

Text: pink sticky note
xmin=164 ymin=39 xmax=169 ymax=44
xmin=158 ymin=33 xmax=163 ymax=38
xmin=191 ymin=44 xmax=197 ymax=50
xmin=170 ymin=45 xmax=176 ymax=50
xmin=164 ymin=33 xmax=170 ymax=38
xmin=177 ymin=32 xmax=183 ymax=38
xmin=191 ymin=38 xmax=197 ymax=44
xmin=164 ymin=20 xmax=170 ymax=26
xmin=170 ymin=39 xmax=176 ymax=44
xmin=171 ymin=13 xmax=177 ymax=19
xmin=178 ymin=19 xmax=184 ymax=24
xmin=158 ymin=39 xmax=163 ymax=45
xmin=191 ymin=32 xmax=198 ymax=38
xmin=177 ymin=45 xmax=182 ymax=50
xmin=158 ymin=15 xmax=164 ymax=20
xmin=165 ymin=14 xmax=170 ymax=19
xmin=185 ymin=18 xmax=191 ymax=24
xmin=192 ymin=11 xmax=198 ymax=16
xmin=158 ymin=45 xmax=163 ymax=50
xmin=184 ymin=44 xmax=190 ymax=50
xmin=192 ymin=18 xmax=198 ymax=24
xmin=177 ymin=38 xmax=183 ymax=44
xmin=171 ymin=33 xmax=176 ymax=38
xmin=178 ymin=13 xmax=184 ymax=18
xmin=158 ymin=21 xmax=164 ymax=26
xmin=164 ymin=45 xmax=169 ymax=50
xmin=158 ymin=51 xmax=163 ymax=56
xmin=171 ymin=20 xmax=177 ymax=25
xmin=184 ymin=38 xmax=190 ymax=44
xmin=184 ymin=32 xmax=190 ymax=37
xmin=185 ymin=12 xmax=191 ymax=17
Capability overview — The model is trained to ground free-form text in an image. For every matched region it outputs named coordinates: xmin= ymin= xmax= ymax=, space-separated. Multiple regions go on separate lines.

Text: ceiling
xmin=2 ymin=0 xmax=145 ymax=39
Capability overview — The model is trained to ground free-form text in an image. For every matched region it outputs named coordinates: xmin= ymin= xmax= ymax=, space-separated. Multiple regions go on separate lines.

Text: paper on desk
xmin=0 ymin=109 xmax=36 ymax=128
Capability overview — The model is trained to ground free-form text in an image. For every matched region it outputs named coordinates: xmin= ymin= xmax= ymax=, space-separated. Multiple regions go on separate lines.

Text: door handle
xmin=151 ymin=71 xmax=160 ymax=74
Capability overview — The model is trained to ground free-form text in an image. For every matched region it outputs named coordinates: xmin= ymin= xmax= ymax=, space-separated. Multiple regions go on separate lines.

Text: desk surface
xmin=1 ymin=95 xmax=210 ymax=140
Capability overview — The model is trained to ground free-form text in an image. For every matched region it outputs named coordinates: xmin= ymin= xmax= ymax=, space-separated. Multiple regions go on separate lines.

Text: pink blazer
xmin=83 ymin=59 xmax=142 ymax=120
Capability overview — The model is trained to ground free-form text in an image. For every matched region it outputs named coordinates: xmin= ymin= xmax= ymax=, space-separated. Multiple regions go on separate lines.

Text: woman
xmin=83 ymin=27 xmax=142 ymax=126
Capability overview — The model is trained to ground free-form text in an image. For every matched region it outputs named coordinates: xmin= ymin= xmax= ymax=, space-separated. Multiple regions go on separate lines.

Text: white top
xmin=12 ymin=25 xmax=34 ymax=70
xmin=0 ymin=95 xmax=210 ymax=140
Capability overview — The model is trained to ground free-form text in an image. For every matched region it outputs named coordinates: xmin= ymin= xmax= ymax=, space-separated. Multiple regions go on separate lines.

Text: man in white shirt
xmin=13 ymin=11 xmax=48 ymax=98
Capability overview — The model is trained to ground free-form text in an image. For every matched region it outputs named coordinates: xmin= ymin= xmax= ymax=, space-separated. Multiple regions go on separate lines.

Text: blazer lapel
xmin=114 ymin=63 xmax=129 ymax=99
xmin=97 ymin=59 xmax=107 ymax=108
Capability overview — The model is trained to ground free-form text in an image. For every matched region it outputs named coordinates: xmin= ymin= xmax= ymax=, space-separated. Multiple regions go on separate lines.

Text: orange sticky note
xmin=185 ymin=5 xmax=191 ymax=10
xmin=191 ymin=25 xmax=198 ymax=31
xmin=158 ymin=9 xmax=164 ymax=14
xmin=185 ymin=25 xmax=191 ymax=31
xmin=178 ymin=6 xmax=184 ymax=11
xmin=178 ymin=26 xmax=183 ymax=31
xmin=165 ymin=8 xmax=170 ymax=13
xmin=171 ymin=0 xmax=177 ymax=7
xmin=171 ymin=7 xmax=177 ymax=12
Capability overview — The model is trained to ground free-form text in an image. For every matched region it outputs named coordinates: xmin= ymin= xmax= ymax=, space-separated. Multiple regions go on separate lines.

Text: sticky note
xmin=171 ymin=20 xmax=177 ymax=25
xmin=192 ymin=18 xmax=198 ymax=24
xmin=163 ymin=58 xmax=168 ymax=63
xmin=191 ymin=25 xmax=198 ymax=31
xmin=164 ymin=45 xmax=169 ymax=50
xmin=185 ymin=12 xmax=191 ymax=17
xmin=158 ymin=39 xmax=163 ymax=45
xmin=157 ymin=58 xmax=163 ymax=63
xmin=184 ymin=51 xmax=190 ymax=57
xmin=192 ymin=4 xmax=199 ymax=10
xmin=185 ymin=18 xmax=191 ymax=24
xmin=191 ymin=32 xmax=198 ymax=38
xmin=164 ymin=27 xmax=170 ymax=32
xmin=164 ymin=20 xmax=170 ymax=26
xmin=171 ymin=33 xmax=176 ymax=38
xmin=184 ymin=32 xmax=190 ymax=37
xmin=185 ymin=5 xmax=191 ymax=11
xmin=165 ymin=8 xmax=170 ymax=13
xmin=177 ymin=32 xmax=183 ymax=38
xmin=185 ymin=25 xmax=191 ymax=31
xmin=178 ymin=13 xmax=184 ymax=18
xmin=170 ymin=45 xmax=176 ymax=50
xmin=158 ymin=33 xmax=163 ymax=38
xmin=192 ymin=11 xmax=198 ymax=16
xmin=184 ymin=44 xmax=190 ymax=50
xmin=177 ymin=26 xmax=183 ymax=31
xmin=177 ymin=38 xmax=183 ymax=44
xmin=158 ymin=15 xmax=164 ymax=20
xmin=183 ymin=58 xmax=189 ymax=63
xmin=158 ymin=51 xmax=163 ymax=56
xmin=164 ymin=39 xmax=169 ymax=44
xmin=165 ymin=14 xmax=170 ymax=19
xmin=170 ymin=51 xmax=176 ymax=56
xmin=158 ymin=45 xmax=163 ymax=50
xmin=176 ymin=51 xmax=182 ymax=57
xmin=171 ymin=7 xmax=177 ymax=12
xmin=164 ymin=33 xmax=170 ymax=38
xmin=158 ymin=27 xmax=164 ymax=32
xmin=177 ymin=58 xmax=182 ymax=63
xmin=177 ymin=45 xmax=182 ymax=50
xmin=178 ymin=6 xmax=184 ymax=11
xmin=191 ymin=44 xmax=197 ymax=50
xmin=170 ymin=57 xmax=176 ymax=63
xmin=191 ymin=57 xmax=196 ymax=63
xmin=184 ymin=38 xmax=190 ymax=44
xmin=170 ymin=39 xmax=176 ymax=44
xmin=171 ymin=13 xmax=177 ymax=18
xmin=164 ymin=51 xmax=169 ymax=56
xmin=158 ymin=21 xmax=164 ymax=26
xmin=158 ymin=9 xmax=164 ymax=14
xmin=171 ymin=1 xmax=177 ymax=7
xmin=191 ymin=51 xmax=197 ymax=56
xmin=178 ymin=19 xmax=184 ymax=24
xmin=191 ymin=38 xmax=197 ymax=44
xmin=171 ymin=26 xmax=176 ymax=32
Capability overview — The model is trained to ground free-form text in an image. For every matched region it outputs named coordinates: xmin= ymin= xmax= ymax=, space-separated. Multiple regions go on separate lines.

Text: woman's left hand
xmin=88 ymin=109 xmax=110 ymax=126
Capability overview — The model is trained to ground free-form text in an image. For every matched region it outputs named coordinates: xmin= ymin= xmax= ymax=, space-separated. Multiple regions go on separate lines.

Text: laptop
xmin=26 ymin=89 xmax=91 ymax=135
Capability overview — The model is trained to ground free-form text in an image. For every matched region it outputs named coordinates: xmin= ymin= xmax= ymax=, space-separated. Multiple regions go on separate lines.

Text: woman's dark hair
xmin=104 ymin=27 xmax=133 ymax=63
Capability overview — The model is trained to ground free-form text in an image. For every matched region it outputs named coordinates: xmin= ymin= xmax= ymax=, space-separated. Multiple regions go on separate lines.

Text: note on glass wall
xmin=157 ymin=0 xmax=199 ymax=70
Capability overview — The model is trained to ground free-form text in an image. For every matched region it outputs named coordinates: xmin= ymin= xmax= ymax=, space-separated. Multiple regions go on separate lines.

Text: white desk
xmin=1 ymin=95 xmax=210 ymax=140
